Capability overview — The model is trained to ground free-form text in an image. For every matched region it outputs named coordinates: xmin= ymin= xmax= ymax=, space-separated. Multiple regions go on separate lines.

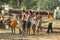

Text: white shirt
xmin=31 ymin=16 xmax=36 ymax=25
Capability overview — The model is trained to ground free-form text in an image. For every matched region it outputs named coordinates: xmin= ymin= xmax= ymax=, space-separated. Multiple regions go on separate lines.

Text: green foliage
xmin=0 ymin=0 xmax=60 ymax=11
xmin=0 ymin=0 xmax=9 ymax=5
xmin=25 ymin=0 xmax=38 ymax=10
xmin=8 ymin=0 xmax=18 ymax=8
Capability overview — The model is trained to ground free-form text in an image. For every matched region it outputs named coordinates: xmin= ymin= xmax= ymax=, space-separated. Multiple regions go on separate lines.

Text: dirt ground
xmin=0 ymin=20 xmax=60 ymax=40
xmin=0 ymin=29 xmax=60 ymax=40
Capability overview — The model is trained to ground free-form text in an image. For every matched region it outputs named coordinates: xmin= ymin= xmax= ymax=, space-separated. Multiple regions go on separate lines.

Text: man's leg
xmin=38 ymin=24 xmax=42 ymax=31
xmin=11 ymin=28 xmax=13 ymax=34
xmin=34 ymin=25 xmax=36 ymax=34
xmin=51 ymin=27 xmax=53 ymax=33
xmin=27 ymin=28 xmax=29 ymax=34
xmin=28 ymin=28 xmax=30 ymax=34
xmin=19 ymin=29 xmax=22 ymax=34
xmin=32 ymin=24 xmax=35 ymax=34
xmin=47 ymin=27 xmax=50 ymax=33
xmin=13 ymin=28 xmax=15 ymax=34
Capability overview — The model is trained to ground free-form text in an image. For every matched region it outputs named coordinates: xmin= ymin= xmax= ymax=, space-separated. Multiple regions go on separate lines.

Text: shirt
xmin=37 ymin=14 xmax=42 ymax=20
xmin=10 ymin=19 xmax=16 ymax=28
xmin=31 ymin=16 xmax=36 ymax=25
xmin=47 ymin=15 xmax=53 ymax=23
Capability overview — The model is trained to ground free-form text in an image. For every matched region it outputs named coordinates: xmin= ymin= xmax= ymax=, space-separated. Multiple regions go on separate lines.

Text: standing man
xmin=18 ymin=13 xmax=23 ymax=34
xmin=10 ymin=14 xmax=17 ymax=34
xmin=47 ymin=12 xmax=53 ymax=33
xmin=26 ymin=11 xmax=31 ymax=35
xmin=22 ymin=11 xmax=27 ymax=35
xmin=0 ymin=16 xmax=4 ymax=29
xmin=31 ymin=12 xmax=36 ymax=35
xmin=37 ymin=12 xmax=42 ymax=32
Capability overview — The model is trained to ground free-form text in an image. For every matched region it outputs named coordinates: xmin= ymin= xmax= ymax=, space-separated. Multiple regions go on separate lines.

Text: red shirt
xmin=38 ymin=14 xmax=42 ymax=19
xmin=47 ymin=14 xmax=53 ymax=19
xmin=10 ymin=20 xmax=16 ymax=28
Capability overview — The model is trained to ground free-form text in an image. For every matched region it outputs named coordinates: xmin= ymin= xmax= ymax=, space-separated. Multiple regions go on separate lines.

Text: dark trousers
xmin=0 ymin=21 xmax=4 ymax=29
xmin=47 ymin=23 xmax=53 ymax=33
xmin=27 ymin=21 xmax=31 ymax=34
xmin=22 ymin=21 xmax=26 ymax=34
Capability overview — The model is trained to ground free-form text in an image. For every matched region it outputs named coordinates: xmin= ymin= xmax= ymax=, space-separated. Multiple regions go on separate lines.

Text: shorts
xmin=32 ymin=24 xmax=36 ymax=30
xmin=22 ymin=21 xmax=26 ymax=30
xmin=27 ymin=21 xmax=31 ymax=29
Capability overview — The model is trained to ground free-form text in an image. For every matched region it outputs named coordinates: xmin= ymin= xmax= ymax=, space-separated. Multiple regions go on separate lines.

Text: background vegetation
xmin=0 ymin=0 xmax=60 ymax=11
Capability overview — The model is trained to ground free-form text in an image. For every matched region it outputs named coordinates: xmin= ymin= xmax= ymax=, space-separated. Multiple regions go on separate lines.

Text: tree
xmin=36 ymin=0 xmax=59 ymax=11
xmin=8 ymin=0 xmax=18 ymax=8
xmin=0 ymin=0 xmax=60 ymax=11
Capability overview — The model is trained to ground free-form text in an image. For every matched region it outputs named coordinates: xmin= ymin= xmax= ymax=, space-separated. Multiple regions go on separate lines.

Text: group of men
xmin=0 ymin=10 xmax=53 ymax=34
xmin=10 ymin=11 xmax=43 ymax=34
